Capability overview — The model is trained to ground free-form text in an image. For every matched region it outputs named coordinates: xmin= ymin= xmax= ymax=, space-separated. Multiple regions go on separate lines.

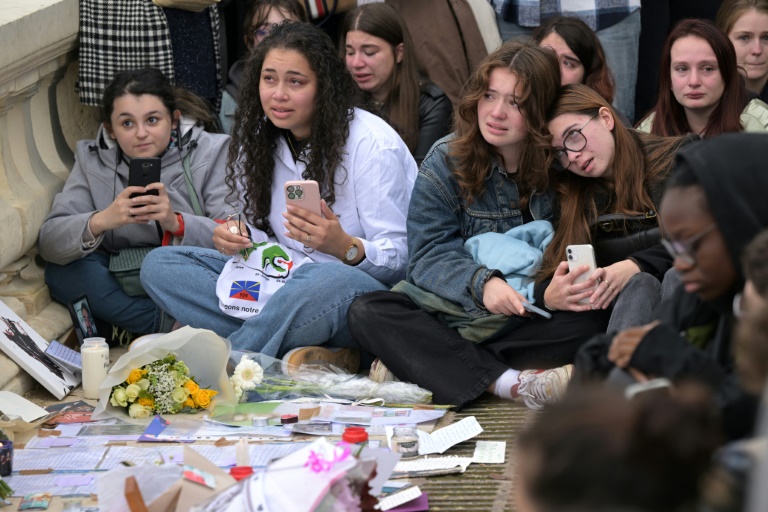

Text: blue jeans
xmin=45 ymin=252 xmax=161 ymax=334
xmin=140 ymin=246 xmax=389 ymax=357
xmin=496 ymin=10 xmax=640 ymax=121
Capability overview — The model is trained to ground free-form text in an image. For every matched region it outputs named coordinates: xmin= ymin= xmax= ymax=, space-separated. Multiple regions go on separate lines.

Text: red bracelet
xmin=172 ymin=213 xmax=185 ymax=237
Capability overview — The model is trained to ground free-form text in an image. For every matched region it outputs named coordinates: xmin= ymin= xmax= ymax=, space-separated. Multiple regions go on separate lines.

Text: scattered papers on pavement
xmin=472 ymin=440 xmax=506 ymax=464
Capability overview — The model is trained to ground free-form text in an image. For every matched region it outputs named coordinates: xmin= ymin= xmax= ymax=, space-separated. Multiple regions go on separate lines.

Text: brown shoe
xmin=281 ymin=346 xmax=360 ymax=375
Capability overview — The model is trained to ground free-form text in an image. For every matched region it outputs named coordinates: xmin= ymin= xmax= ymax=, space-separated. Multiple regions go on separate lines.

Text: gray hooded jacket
xmin=39 ymin=119 xmax=235 ymax=265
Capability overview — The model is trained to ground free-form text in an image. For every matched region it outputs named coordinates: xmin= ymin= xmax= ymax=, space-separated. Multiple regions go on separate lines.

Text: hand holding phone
xmin=128 ymin=158 xmax=161 ymax=199
xmin=566 ymin=244 xmax=598 ymax=305
xmin=522 ymin=301 xmax=552 ymax=319
xmin=285 ymin=180 xmax=322 ymax=217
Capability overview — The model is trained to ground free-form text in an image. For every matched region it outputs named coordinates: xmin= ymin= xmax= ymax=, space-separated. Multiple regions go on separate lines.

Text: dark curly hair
xmin=226 ymin=21 xmax=364 ymax=235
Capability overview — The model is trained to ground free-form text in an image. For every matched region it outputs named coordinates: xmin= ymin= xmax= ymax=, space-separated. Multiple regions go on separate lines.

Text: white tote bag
xmin=216 ymin=242 xmax=306 ymax=320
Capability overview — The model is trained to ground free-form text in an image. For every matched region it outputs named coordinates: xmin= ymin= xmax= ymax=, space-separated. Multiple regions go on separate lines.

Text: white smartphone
xmin=566 ymin=244 xmax=598 ymax=305
xmin=522 ymin=301 xmax=552 ymax=319
xmin=285 ymin=180 xmax=322 ymax=217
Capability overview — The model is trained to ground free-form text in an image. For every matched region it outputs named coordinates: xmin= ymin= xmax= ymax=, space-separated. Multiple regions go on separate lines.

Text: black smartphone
xmin=128 ymin=158 xmax=161 ymax=199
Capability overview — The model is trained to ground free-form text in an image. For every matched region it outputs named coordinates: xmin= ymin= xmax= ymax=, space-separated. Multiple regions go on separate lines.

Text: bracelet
xmin=171 ymin=212 xmax=185 ymax=237
xmin=543 ymin=300 xmax=557 ymax=312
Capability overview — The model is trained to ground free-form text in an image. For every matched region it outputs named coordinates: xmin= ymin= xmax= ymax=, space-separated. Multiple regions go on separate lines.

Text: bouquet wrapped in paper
xmin=108 ymin=354 xmax=217 ymax=418
xmin=93 ymin=327 xmax=236 ymax=422
xmin=227 ymin=351 xmax=432 ymax=405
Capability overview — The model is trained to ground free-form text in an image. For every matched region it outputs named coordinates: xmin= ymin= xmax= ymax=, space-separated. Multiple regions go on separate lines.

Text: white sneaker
xmin=515 ymin=364 xmax=574 ymax=410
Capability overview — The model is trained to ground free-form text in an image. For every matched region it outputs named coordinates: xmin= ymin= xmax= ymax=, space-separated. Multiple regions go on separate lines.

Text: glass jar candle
xmin=391 ymin=426 xmax=419 ymax=459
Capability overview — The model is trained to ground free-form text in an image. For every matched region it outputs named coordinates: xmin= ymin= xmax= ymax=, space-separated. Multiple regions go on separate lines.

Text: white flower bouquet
xmin=226 ymin=351 xmax=432 ymax=405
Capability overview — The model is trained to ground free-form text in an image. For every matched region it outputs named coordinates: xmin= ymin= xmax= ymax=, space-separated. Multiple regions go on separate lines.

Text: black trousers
xmin=348 ymin=291 xmax=610 ymax=409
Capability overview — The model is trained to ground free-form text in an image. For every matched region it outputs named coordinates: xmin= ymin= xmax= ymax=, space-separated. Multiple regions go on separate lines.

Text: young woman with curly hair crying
xmin=141 ymin=22 xmax=418 ymax=369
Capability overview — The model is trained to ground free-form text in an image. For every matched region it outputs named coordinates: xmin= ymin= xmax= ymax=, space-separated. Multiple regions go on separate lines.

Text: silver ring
xmin=604 ymin=281 xmax=611 ymax=287
xmin=306 ymin=234 xmax=311 ymax=244
xmin=218 ymin=246 xmax=225 ymax=254
xmin=609 ymin=285 xmax=615 ymax=291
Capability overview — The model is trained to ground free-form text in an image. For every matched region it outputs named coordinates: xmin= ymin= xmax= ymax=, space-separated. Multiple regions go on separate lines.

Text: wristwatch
xmin=342 ymin=240 xmax=359 ymax=264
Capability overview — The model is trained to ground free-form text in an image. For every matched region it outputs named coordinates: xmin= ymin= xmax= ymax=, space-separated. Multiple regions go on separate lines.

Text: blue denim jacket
xmin=406 ymin=135 xmax=555 ymax=318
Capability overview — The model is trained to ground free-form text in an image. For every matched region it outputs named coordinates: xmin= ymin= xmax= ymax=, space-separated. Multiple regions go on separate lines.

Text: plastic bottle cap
xmin=341 ymin=426 xmax=368 ymax=444
xmin=229 ymin=466 xmax=254 ymax=481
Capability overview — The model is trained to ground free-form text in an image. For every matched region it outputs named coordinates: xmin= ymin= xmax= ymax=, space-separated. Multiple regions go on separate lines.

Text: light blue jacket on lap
xmin=406 ymin=135 xmax=555 ymax=318
xmin=464 ymin=220 xmax=554 ymax=303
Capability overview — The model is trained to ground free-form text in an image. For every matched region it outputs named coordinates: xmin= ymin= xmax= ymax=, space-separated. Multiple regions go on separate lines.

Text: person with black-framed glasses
xmin=539 ymin=84 xmax=696 ymax=335
xmin=575 ymin=132 xmax=768 ymax=441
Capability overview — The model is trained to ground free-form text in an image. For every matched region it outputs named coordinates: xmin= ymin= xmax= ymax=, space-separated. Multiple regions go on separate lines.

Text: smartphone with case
xmin=566 ymin=244 xmax=598 ymax=305
xmin=285 ymin=180 xmax=322 ymax=216
xmin=522 ymin=301 xmax=552 ymax=319
xmin=128 ymin=158 xmax=161 ymax=199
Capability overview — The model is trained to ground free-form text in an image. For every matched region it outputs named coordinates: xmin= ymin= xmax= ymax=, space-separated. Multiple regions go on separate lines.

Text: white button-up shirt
xmin=247 ymin=108 xmax=418 ymax=285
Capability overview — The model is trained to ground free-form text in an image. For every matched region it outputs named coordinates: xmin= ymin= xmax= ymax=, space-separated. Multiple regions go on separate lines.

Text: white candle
xmin=235 ymin=438 xmax=250 ymax=467
xmin=81 ymin=337 xmax=109 ymax=399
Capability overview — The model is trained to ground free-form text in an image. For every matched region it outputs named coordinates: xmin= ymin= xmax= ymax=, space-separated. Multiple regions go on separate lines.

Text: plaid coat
xmin=77 ymin=0 xmax=221 ymax=107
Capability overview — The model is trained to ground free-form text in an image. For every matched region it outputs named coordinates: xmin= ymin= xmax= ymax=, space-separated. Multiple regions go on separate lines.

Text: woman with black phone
xmin=39 ymin=68 xmax=232 ymax=341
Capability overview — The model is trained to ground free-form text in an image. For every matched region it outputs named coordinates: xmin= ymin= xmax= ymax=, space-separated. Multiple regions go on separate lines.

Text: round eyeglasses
xmin=552 ymin=112 xmax=597 ymax=171
xmin=660 ymin=223 xmax=717 ymax=266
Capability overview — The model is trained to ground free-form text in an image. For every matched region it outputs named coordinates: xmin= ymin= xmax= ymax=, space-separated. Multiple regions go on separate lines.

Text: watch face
xmin=345 ymin=245 xmax=359 ymax=261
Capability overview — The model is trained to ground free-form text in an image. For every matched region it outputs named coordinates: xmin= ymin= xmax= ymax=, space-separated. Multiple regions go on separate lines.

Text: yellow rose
xmin=183 ymin=398 xmax=195 ymax=408
xmin=127 ymin=369 xmax=144 ymax=385
xmin=138 ymin=397 xmax=154 ymax=408
xmin=183 ymin=380 xmax=200 ymax=394
xmin=193 ymin=390 xmax=211 ymax=408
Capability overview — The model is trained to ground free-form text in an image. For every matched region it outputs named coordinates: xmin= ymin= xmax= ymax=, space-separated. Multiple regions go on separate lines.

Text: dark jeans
xmin=348 ymin=291 xmax=610 ymax=408
xmin=45 ymin=252 xmax=161 ymax=335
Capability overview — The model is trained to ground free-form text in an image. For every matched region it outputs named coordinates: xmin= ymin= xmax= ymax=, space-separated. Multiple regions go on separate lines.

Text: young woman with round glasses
xmin=540 ymin=84 xmax=695 ymax=331
xmin=637 ymin=18 xmax=768 ymax=137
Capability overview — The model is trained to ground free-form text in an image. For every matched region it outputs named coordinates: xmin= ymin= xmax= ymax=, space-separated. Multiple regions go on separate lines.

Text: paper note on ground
xmin=472 ymin=441 xmax=506 ymax=464
xmin=3 ymin=473 xmax=97 ymax=497
xmin=416 ymin=416 xmax=483 ymax=455
xmin=13 ymin=446 xmax=107 ymax=471
xmin=0 ymin=391 xmax=49 ymax=422
xmin=394 ymin=456 xmax=473 ymax=473
xmin=376 ymin=486 xmax=423 ymax=511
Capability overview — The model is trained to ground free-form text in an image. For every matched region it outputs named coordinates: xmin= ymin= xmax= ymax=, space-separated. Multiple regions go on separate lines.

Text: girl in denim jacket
xmin=349 ymin=41 xmax=612 ymax=410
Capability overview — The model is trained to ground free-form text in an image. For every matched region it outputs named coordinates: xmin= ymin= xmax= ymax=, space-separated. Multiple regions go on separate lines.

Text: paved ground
xmin=19 ymin=356 xmax=533 ymax=511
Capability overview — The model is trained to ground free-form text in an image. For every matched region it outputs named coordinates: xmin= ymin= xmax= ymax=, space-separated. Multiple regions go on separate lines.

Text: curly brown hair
xmin=226 ymin=21 xmax=365 ymax=235
xmin=448 ymin=39 xmax=560 ymax=207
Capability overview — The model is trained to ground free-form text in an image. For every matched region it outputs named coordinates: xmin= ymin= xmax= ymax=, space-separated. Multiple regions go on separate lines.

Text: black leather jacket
xmin=414 ymin=82 xmax=453 ymax=166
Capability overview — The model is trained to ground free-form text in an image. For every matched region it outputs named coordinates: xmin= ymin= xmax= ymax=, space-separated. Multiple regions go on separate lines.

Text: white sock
xmin=493 ymin=369 xmax=521 ymax=400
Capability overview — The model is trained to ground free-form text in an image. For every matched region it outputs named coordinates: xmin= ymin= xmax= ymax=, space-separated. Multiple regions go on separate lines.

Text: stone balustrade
xmin=0 ymin=0 xmax=100 ymax=394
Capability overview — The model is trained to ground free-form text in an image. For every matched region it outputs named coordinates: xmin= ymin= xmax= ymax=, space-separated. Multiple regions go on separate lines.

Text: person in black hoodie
xmin=575 ymin=132 xmax=768 ymax=440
